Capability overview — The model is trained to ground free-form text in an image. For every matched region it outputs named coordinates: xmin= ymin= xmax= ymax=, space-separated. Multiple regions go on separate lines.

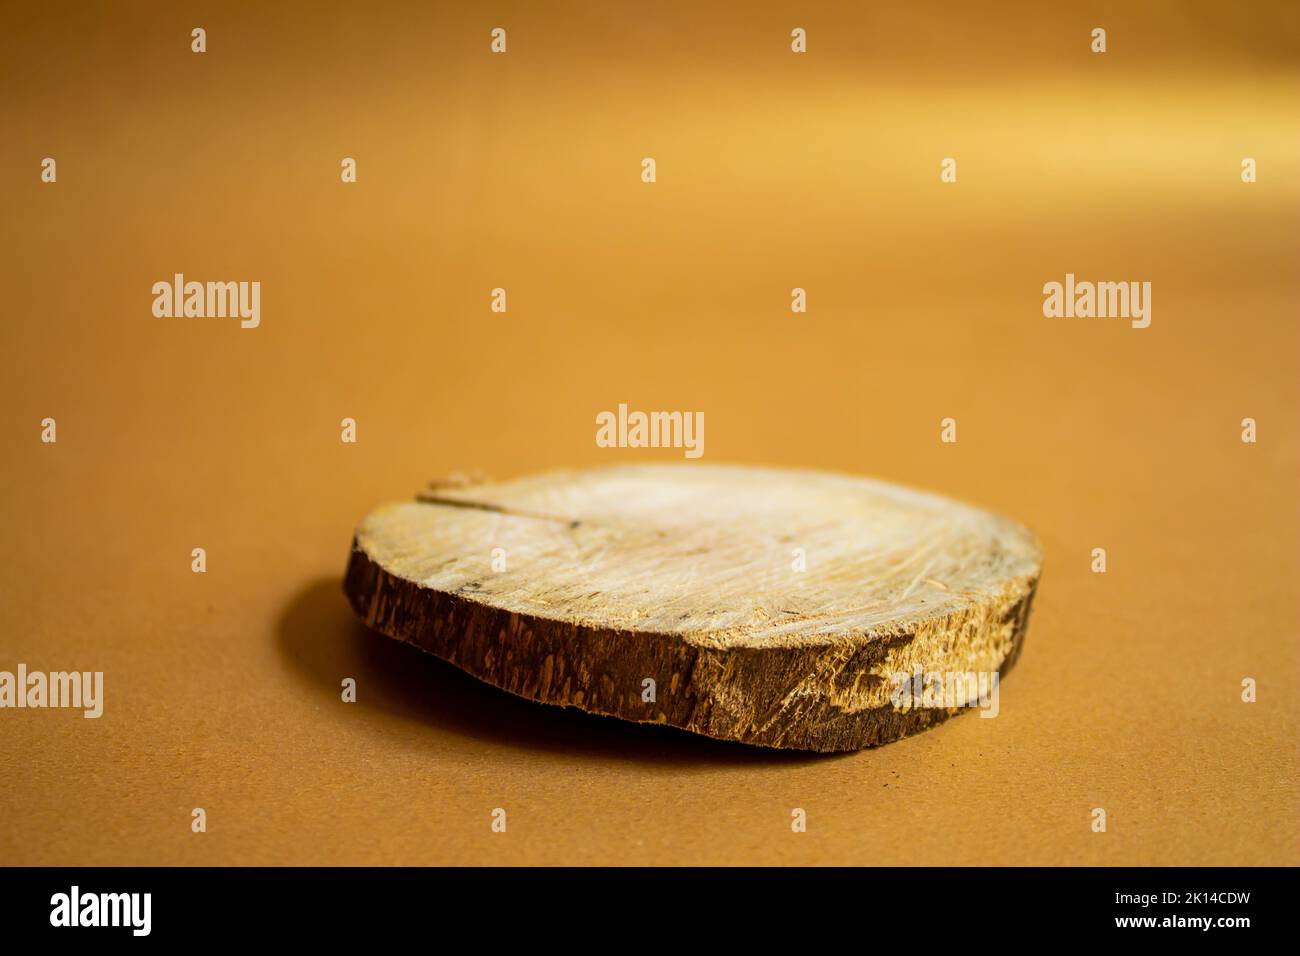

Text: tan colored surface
xmin=1 ymin=1 xmax=1297 ymax=865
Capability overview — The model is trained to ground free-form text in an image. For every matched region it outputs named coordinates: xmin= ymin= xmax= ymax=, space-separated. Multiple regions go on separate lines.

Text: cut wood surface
xmin=343 ymin=465 xmax=1042 ymax=751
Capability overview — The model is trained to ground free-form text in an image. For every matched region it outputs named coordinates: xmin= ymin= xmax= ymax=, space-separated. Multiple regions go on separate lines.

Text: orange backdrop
xmin=1 ymin=0 xmax=1297 ymax=865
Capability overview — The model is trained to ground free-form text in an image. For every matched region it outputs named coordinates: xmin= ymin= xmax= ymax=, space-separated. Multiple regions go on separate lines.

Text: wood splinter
xmin=343 ymin=464 xmax=1042 ymax=752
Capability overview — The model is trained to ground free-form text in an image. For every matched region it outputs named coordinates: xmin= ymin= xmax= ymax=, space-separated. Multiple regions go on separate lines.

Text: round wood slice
xmin=342 ymin=465 xmax=1042 ymax=751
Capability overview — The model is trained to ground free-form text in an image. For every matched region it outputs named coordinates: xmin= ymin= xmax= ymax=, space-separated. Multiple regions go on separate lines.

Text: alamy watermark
xmin=152 ymin=273 xmax=260 ymax=329
xmin=1043 ymin=273 xmax=1151 ymax=329
xmin=595 ymin=403 xmax=704 ymax=459
xmin=0 ymin=664 xmax=103 ymax=718
xmin=50 ymin=886 xmax=150 ymax=936
xmin=889 ymin=667 xmax=999 ymax=718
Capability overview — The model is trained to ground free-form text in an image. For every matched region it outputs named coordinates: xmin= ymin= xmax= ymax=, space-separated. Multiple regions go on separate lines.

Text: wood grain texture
xmin=343 ymin=465 xmax=1042 ymax=751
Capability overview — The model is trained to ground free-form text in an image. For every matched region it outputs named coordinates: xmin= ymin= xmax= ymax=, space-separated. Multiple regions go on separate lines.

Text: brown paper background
xmin=2 ymin=1 xmax=1297 ymax=866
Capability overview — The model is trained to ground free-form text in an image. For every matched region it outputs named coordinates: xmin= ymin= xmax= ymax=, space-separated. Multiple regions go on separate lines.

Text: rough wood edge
xmin=342 ymin=539 xmax=1040 ymax=752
